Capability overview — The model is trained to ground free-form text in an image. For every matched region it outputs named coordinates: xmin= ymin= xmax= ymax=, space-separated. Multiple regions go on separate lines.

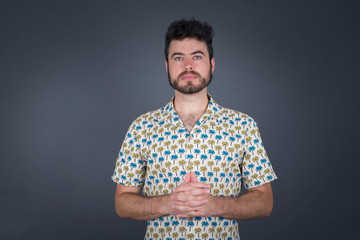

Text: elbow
xmin=257 ymin=194 xmax=273 ymax=218
xmin=114 ymin=184 xmax=143 ymax=220
xmin=114 ymin=195 xmax=129 ymax=219
xmin=115 ymin=203 xmax=125 ymax=218
xmin=262 ymin=200 xmax=273 ymax=218
xmin=115 ymin=209 xmax=143 ymax=221
xmin=115 ymin=205 xmax=134 ymax=219
xmin=115 ymin=202 xmax=133 ymax=219
xmin=262 ymin=189 xmax=274 ymax=218
xmin=263 ymin=205 xmax=273 ymax=217
xmin=114 ymin=200 xmax=142 ymax=220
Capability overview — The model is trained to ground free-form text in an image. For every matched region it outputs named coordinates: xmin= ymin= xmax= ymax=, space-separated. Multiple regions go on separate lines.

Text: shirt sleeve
xmin=111 ymin=120 xmax=147 ymax=187
xmin=241 ymin=117 xmax=277 ymax=189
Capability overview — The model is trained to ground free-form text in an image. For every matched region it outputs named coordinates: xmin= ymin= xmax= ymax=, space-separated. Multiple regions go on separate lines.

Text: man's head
xmin=165 ymin=19 xmax=215 ymax=95
xmin=165 ymin=19 xmax=214 ymax=62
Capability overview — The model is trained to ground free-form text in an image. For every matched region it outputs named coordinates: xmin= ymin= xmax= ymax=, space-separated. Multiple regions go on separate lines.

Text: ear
xmin=165 ymin=60 xmax=169 ymax=72
xmin=211 ymin=57 xmax=215 ymax=73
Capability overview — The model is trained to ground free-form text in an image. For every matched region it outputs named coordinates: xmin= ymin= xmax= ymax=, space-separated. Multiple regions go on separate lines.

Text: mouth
xmin=181 ymin=73 xmax=197 ymax=80
xmin=179 ymin=71 xmax=200 ymax=81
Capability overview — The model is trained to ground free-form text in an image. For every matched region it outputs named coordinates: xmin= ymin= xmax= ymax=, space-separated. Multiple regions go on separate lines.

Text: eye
xmin=174 ymin=57 xmax=183 ymax=61
xmin=193 ymin=55 xmax=202 ymax=60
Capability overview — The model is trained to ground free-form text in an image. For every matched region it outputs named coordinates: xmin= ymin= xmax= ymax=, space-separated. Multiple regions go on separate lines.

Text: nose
xmin=185 ymin=64 xmax=193 ymax=71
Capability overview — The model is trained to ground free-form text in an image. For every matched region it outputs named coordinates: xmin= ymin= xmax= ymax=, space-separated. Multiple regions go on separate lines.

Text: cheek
xmin=169 ymin=65 xmax=183 ymax=76
xmin=198 ymin=65 xmax=210 ymax=75
xmin=168 ymin=70 xmax=178 ymax=80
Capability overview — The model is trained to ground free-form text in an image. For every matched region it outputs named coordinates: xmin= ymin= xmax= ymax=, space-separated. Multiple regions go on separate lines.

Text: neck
xmin=173 ymin=88 xmax=209 ymax=116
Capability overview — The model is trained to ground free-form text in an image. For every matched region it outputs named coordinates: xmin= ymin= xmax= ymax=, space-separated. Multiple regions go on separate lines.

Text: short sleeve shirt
xmin=112 ymin=96 xmax=277 ymax=239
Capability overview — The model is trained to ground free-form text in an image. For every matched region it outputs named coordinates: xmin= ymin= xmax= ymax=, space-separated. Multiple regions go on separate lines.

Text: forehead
xmin=168 ymin=38 xmax=208 ymax=55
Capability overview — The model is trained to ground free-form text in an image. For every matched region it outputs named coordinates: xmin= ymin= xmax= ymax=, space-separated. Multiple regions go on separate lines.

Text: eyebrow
xmin=171 ymin=50 xmax=206 ymax=59
xmin=191 ymin=50 xmax=205 ymax=56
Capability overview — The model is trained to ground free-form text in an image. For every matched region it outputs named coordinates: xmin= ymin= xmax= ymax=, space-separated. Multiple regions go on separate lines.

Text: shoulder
xmin=129 ymin=105 xmax=169 ymax=129
xmin=216 ymin=105 xmax=257 ymax=126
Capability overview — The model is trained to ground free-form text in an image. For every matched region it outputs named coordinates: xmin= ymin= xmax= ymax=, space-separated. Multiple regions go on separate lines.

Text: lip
xmin=181 ymin=73 xmax=197 ymax=80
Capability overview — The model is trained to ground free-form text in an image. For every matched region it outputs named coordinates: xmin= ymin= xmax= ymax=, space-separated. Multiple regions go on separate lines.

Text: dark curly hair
xmin=165 ymin=19 xmax=214 ymax=62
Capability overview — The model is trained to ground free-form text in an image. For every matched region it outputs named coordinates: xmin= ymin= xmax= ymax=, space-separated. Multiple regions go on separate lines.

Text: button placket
xmin=185 ymin=133 xmax=194 ymax=172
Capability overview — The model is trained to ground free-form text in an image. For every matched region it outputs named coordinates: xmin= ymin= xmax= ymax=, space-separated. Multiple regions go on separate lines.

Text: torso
xmin=112 ymin=97 xmax=278 ymax=240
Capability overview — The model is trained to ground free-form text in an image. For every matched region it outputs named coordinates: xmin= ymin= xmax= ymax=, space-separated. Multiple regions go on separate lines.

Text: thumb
xmin=183 ymin=172 xmax=191 ymax=183
xmin=190 ymin=172 xmax=198 ymax=182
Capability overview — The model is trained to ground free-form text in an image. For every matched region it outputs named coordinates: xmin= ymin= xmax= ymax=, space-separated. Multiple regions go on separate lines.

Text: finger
xmin=174 ymin=188 xmax=210 ymax=197
xmin=189 ymin=188 xmax=210 ymax=196
xmin=189 ymin=182 xmax=210 ymax=188
xmin=183 ymin=172 xmax=191 ymax=183
xmin=176 ymin=210 xmax=200 ymax=218
xmin=173 ymin=192 xmax=197 ymax=202
xmin=173 ymin=183 xmax=193 ymax=193
xmin=172 ymin=192 xmax=208 ymax=202
xmin=186 ymin=199 xmax=208 ymax=207
xmin=190 ymin=172 xmax=198 ymax=182
xmin=172 ymin=192 xmax=189 ymax=202
xmin=173 ymin=182 xmax=210 ymax=192
xmin=172 ymin=204 xmax=203 ymax=213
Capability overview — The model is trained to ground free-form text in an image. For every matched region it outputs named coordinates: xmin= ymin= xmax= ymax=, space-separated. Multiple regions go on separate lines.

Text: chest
xmin=179 ymin=113 xmax=203 ymax=133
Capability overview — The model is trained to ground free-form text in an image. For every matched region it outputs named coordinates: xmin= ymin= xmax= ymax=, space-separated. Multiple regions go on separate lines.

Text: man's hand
xmin=115 ymin=172 xmax=273 ymax=220
xmin=171 ymin=172 xmax=216 ymax=218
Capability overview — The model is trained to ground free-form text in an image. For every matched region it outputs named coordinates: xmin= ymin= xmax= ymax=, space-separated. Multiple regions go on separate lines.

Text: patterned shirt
xmin=112 ymin=96 xmax=277 ymax=239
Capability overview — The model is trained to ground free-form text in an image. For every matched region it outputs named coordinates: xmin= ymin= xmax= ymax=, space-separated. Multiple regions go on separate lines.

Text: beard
xmin=167 ymin=68 xmax=213 ymax=94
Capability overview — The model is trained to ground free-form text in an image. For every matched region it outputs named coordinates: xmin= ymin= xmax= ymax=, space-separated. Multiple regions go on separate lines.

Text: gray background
xmin=1 ymin=0 xmax=359 ymax=239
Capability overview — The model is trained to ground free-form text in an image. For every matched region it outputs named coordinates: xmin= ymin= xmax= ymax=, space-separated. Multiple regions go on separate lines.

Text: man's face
xmin=166 ymin=38 xmax=215 ymax=95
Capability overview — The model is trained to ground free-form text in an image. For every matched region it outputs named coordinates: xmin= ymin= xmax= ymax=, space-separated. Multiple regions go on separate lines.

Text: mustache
xmin=178 ymin=70 xmax=201 ymax=79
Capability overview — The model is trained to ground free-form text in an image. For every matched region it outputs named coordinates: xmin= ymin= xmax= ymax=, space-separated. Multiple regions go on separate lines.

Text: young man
xmin=111 ymin=19 xmax=277 ymax=239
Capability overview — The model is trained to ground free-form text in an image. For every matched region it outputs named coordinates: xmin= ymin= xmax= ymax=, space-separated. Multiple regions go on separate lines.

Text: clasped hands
xmin=169 ymin=172 xmax=215 ymax=218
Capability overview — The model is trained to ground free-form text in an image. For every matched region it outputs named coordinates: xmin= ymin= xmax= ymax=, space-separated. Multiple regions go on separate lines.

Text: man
xmin=111 ymin=19 xmax=277 ymax=239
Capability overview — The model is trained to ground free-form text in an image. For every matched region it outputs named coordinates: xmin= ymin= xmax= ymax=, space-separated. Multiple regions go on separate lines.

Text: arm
xmin=114 ymin=184 xmax=169 ymax=220
xmin=211 ymin=182 xmax=273 ymax=219
xmin=114 ymin=173 xmax=210 ymax=220
xmin=172 ymin=174 xmax=274 ymax=219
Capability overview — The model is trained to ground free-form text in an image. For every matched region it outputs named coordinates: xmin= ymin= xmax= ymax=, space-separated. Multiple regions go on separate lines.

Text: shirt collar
xmin=160 ymin=94 xmax=223 ymax=125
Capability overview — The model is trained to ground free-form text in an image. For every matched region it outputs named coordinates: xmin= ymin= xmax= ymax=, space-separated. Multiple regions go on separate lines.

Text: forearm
xmin=212 ymin=188 xmax=273 ymax=220
xmin=115 ymin=192 xmax=171 ymax=221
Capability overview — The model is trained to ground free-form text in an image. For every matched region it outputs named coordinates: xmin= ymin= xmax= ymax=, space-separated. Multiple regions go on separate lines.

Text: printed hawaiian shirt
xmin=112 ymin=96 xmax=277 ymax=239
